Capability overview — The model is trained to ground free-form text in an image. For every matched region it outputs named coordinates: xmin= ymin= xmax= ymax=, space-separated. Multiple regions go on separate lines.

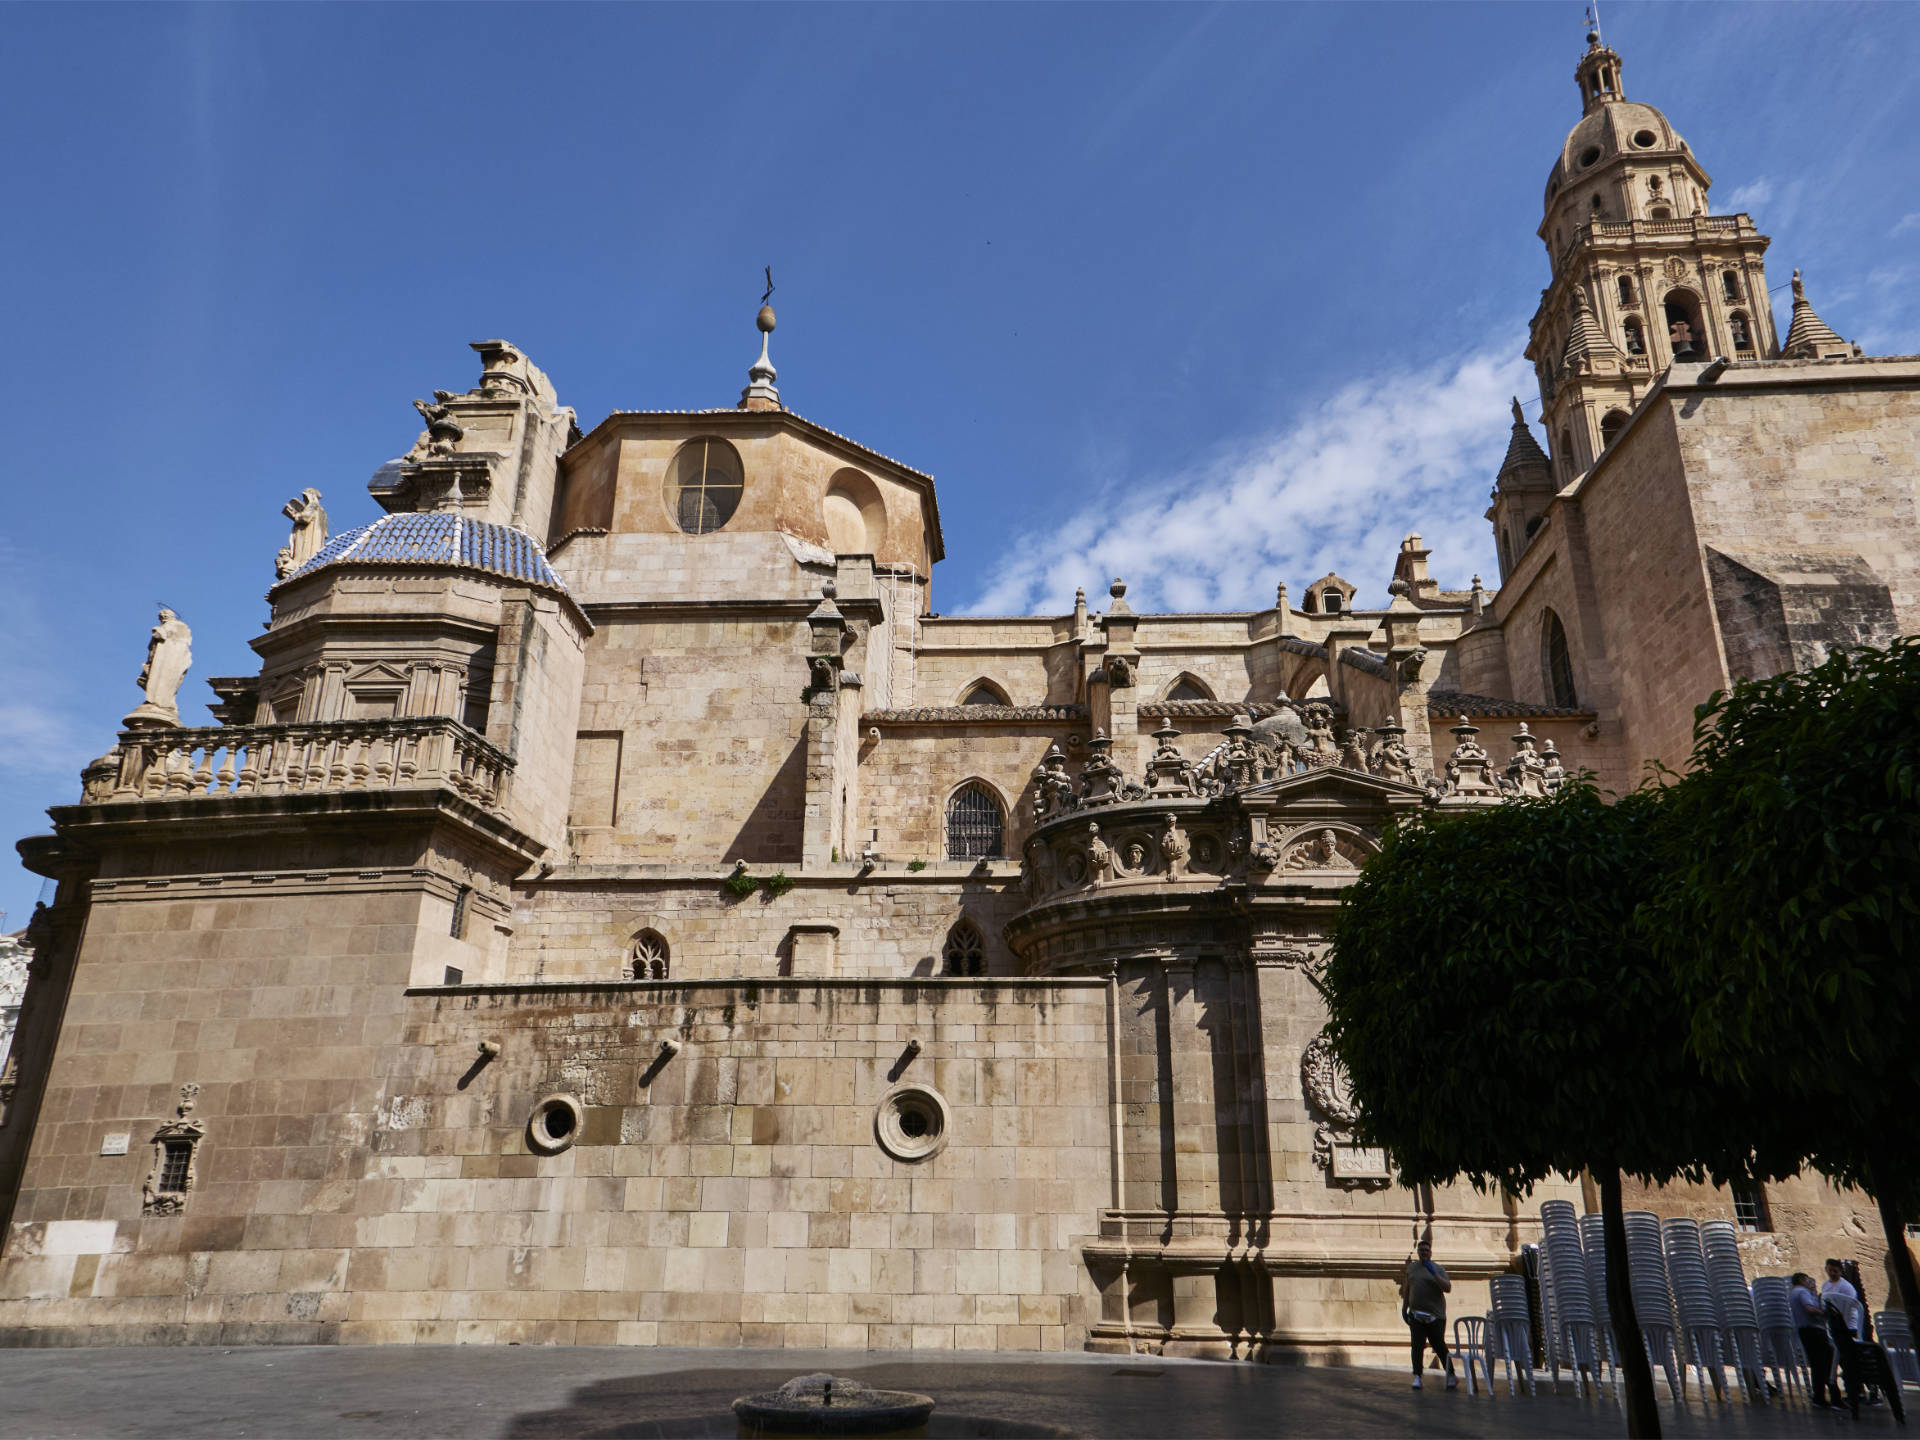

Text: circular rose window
xmin=874 ymin=1084 xmax=950 ymax=1162
xmin=527 ymin=1093 xmax=584 ymax=1155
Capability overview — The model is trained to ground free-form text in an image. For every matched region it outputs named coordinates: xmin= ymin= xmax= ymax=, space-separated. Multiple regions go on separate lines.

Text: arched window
xmin=1729 ymin=312 xmax=1754 ymax=353
xmin=1542 ymin=611 xmax=1579 ymax=709
xmin=1664 ymin=291 xmax=1706 ymax=360
xmin=665 ymin=437 xmax=744 ymax=535
xmin=1623 ymin=316 xmax=1645 ymax=355
xmin=1600 ymin=410 xmax=1629 ymax=448
xmin=1617 ymin=275 xmax=1636 ymax=307
xmin=1559 ymin=427 xmax=1578 ymax=476
xmin=1525 ymin=515 xmax=1544 ymax=541
xmin=945 ymin=783 xmax=1004 ymax=860
xmin=1722 ymin=271 xmax=1742 ymax=302
xmin=958 ymin=680 xmax=1009 ymax=707
xmin=629 ymin=929 xmax=670 ymax=980
xmin=1164 ymin=675 xmax=1213 ymax=703
xmin=941 ymin=920 xmax=985 ymax=977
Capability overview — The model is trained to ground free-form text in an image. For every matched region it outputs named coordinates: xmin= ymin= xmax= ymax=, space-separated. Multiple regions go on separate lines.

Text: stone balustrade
xmin=82 ymin=717 xmax=513 ymax=814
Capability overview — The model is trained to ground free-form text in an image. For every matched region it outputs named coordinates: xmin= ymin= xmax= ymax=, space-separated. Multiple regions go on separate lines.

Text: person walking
xmin=1791 ymin=1271 xmax=1838 ymax=1409
xmin=1400 ymin=1238 xmax=1456 ymax=1390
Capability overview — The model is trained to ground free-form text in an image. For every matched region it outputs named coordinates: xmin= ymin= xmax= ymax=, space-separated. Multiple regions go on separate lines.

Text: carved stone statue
xmin=1143 ymin=722 xmax=1197 ymax=795
xmin=1158 ymin=814 xmax=1190 ymax=879
xmin=274 ymin=489 xmax=329 ymax=579
xmin=1505 ymin=723 xmax=1551 ymax=798
xmin=1338 ymin=729 xmax=1370 ymax=772
xmin=1284 ymin=827 xmax=1355 ymax=871
xmin=1298 ymin=702 xmax=1341 ymax=768
xmin=1443 ymin=716 xmax=1500 ymax=796
xmin=1079 ymin=731 xmax=1124 ymax=806
xmin=128 ymin=608 xmax=192 ymax=727
xmin=1540 ymin=738 xmax=1567 ymax=794
xmin=1105 ymin=655 xmax=1135 ymax=688
xmin=1031 ymin=744 xmax=1076 ymax=820
xmin=1085 ymin=822 xmax=1113 ymax=886
xmin=1368 ymin=714 xmax=1418 ymax=785
xmin=405 ymin=394 xmax=466 ymax=462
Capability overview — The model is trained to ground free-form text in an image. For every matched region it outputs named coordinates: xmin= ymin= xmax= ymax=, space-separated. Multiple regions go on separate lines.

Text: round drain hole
xmin=875 ymin=1084 xmax=950 ymax=1162
xmin=527 ymin=1093 xmax=584 ymax=1154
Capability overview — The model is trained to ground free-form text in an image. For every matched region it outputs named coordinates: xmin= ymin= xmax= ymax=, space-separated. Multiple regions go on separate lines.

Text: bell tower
xmin=1526 ymin=26 xmax=1779 ymax=480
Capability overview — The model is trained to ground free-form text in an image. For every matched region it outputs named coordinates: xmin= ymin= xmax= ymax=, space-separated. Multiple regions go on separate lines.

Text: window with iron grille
xmin=158 ymin=1140 xmax=193 ymax=1193
xmin=942 ymin=921 xmax=985 ymax=977
xmin=945 ymin=784 xmax=1004 ymax=860
xmin=1732 ymin=1183 xmax=1771 ymax=1232
xmin=666 ymin=437 xmax=745 ymax=535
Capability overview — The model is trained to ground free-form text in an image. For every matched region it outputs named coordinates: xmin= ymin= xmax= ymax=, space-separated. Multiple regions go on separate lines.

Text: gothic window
xmin=629 ymin=929 xmax=670 ymax=980
xmin=1617 ymin=275 xmax=1636 ymax=306
xmin=958 ymin=680 xmax=1009 ymax=707
xmin=945 ymin=783 xmax=1004 ymax=861
xmin=1600 ymin=410 xmax=1629 ymax=448
xmin=1729 ymin=312 xmax=1754 ymax=353
xmin=1623 ymin=316 xmax=1645 ymax=354
xmin=666 ymin=437 xmax=745 ymax=535
xmin=1164 ymin=675 xmax=1213 ymax=703
xmin=941 ymin=920 xmax=985 ymax=977
xmin=1722 ymin=271 xmax=1742 ymax=302
xmin=1542 ymin=610 xmax=1579 ymax=709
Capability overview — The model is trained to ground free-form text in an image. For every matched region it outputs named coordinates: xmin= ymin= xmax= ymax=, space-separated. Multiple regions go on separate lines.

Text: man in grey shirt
xmin=1400 ymin=1238 xmax=1456 ymax=1390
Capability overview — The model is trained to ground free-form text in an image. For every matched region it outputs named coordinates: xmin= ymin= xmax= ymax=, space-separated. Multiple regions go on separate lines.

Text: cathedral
xmin=1 ymin=31 xmax=1914 ymax=1359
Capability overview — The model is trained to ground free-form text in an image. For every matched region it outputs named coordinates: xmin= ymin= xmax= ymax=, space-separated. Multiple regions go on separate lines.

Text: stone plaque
xmin=100 ymin=1133 xmax=130 ymax=1156
xmin=1329 ymin=1141 xmax=1391 ymax=1181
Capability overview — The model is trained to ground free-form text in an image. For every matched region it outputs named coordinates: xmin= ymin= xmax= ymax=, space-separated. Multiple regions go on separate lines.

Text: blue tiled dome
xmin=278 ymin=512 xmax=572 ymax=594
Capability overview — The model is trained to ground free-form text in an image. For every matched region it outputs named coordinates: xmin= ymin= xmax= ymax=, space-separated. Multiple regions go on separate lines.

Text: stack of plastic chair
xmin=1540 ymin=1201 xmax=1605 ymax=1396
xmin=1579 ymin=1211 xmax=1624 ymax=1395
xmin=1876 ymin=1310 xmax=1920 ymax=1390
xmin=1663 ymin=1217 xmax=1728 ymax=1400
xmin=1624 ymin=1211 xmax=1685 ymax=1398
xmin=1752 ymin=1276 xmax=1809 ymax=1397
xmin=1489 ymin=1274 xmax=1538 ymax=1397
xmin=1701 ymin=1221 xmax=1766 ymax=1402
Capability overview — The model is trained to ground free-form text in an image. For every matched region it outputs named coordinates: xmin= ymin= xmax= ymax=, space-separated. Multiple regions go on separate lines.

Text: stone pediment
xmin=1236 ymin=764 xmax=1425 ymax=810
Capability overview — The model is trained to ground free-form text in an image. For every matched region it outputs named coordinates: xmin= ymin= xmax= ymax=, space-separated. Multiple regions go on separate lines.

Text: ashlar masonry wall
xmin=353 ymin=978 xmax=1112 ymax=1348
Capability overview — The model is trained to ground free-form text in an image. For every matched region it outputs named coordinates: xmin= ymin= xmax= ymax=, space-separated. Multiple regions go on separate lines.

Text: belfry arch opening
xmin=1664 ymin=290 xmax=1708 ymax=361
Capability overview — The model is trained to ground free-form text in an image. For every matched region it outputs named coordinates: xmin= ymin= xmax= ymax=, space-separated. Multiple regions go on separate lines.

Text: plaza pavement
xmin=0 ymin=1345 xmax=1901 ymax=1437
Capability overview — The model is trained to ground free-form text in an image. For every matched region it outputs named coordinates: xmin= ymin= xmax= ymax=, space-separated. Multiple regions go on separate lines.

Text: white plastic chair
xmin=1875 ymin=1310 xmax=1920 ymax=1389
xmin=1455 ymin=1315 xmax=1495 ymax=1397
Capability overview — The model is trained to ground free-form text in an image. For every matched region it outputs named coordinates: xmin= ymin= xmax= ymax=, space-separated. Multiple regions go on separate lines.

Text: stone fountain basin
xmin=732 ymin=1374 xmax=935 ymax=1437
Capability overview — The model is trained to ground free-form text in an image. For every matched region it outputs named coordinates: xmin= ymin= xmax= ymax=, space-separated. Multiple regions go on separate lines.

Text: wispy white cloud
xmin=963 ymin=333 xmax=1531 ymax=616
xmin=1722 ymin=178 xmax=1774 ymax=212
xmin=1893 ymin=213 xmax=1920 ymax=236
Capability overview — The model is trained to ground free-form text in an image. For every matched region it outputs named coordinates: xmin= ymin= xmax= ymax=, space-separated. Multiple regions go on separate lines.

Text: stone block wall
xmin=509 ymin=872 xmax=1027 ymax=983
xmin=339 ymin=978 xmax=1112 ymax=1348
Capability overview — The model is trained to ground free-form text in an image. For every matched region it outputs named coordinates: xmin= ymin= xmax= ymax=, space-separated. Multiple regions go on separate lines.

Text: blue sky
xmin=2 ymin=2 xmax=1916 ymax=926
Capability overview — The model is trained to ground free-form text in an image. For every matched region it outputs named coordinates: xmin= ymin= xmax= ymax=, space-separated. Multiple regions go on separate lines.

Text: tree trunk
xmin=1869 ymin=1161 xmax=1920 ymax=1327
xmin=1601 ymin=1167 xmax=1662 ymax=1439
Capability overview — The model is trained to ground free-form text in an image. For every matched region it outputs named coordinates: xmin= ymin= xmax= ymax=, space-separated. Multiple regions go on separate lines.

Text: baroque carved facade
xmin=1 ymin=34 xmax=1916 ymax=1357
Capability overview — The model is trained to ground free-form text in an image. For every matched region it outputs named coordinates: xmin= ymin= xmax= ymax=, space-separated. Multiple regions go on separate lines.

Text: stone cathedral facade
xmin=1 ymin=34 xmax=1915 ymax=1357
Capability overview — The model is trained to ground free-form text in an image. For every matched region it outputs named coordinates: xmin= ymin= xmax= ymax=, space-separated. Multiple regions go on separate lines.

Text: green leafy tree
xmin=1646 ymin=637 xmax=1920 ymax=1325
xmin=1325 ymin=783 xmax=1796 ymax=1440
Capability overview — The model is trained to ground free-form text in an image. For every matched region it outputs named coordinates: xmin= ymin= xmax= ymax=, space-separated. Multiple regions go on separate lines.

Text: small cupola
xmin=1574 ymin=27 xmax=1624 ymax=113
